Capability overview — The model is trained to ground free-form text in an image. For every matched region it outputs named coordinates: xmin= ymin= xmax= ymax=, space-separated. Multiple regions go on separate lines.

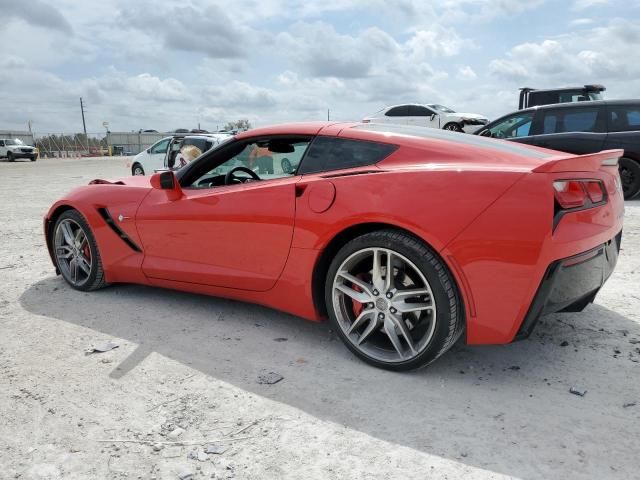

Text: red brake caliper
xmin=351 ymin=273 xmax=367 ymax=317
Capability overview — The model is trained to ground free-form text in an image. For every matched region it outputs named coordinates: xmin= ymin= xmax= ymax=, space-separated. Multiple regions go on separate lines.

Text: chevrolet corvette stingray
xmin=44 ymin=122 xmax=624 ymax=370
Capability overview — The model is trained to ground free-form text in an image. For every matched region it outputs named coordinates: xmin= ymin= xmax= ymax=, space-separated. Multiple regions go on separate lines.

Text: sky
xmin=0 ymin=0 xmax=639 ymax=133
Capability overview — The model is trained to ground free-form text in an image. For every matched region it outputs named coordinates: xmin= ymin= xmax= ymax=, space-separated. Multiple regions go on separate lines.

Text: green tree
xmin=223 ymin=119 xmax=252 ymax=131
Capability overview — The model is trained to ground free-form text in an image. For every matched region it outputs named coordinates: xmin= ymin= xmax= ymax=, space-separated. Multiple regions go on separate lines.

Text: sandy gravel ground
xmin=1 ymin=157 xmax=639 ymax=480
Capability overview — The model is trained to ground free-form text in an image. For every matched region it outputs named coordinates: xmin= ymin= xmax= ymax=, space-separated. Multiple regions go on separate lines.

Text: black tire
xmin=325 ymin=230 xmax=465 ymax=371
xmin=7 ymin=152 xmax=14 ymax=162
xmin=619 ymin=157 xmax=640 ymax=200
xmin=132 ymin=163 xmax=145 ymax=176
xmin=52 ymin=209 xmax=107 ymax=291
xmin=443 ymin=122 xmax=463 ymax=133
xmin=30 ymin=156 xmax=37 ymax=162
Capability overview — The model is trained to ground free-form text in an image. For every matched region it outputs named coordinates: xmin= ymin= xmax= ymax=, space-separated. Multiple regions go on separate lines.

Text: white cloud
xmin=570 ymin=18 xmax=594 ymax=26
xmin=572 ymin=0 xmax=610 ymax=10
xmin=457 ymin=66 xmax=478 ymax=80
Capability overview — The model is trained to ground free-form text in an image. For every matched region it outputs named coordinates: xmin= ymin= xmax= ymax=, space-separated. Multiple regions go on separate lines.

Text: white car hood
xmin=447 ymin=112 xmax=486 ymax=120
xmin=7 ymin=144 xmax=34 ymax=150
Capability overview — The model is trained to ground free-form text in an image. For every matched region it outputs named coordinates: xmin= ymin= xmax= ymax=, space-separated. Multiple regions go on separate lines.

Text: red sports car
xmin=45 ymin=122 xmax=624 ymax=370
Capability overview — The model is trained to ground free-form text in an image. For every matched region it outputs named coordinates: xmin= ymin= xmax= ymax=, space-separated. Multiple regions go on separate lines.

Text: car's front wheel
xmin=7 ymin=152 xmax=14 ymax=162
xmin=325 ymin=230 xmax=464 ymax=371
xmin=619 ymin=157 xmax=640 ymax=200
xmin=132 ymin=163 xmax=145 ymax=176
xmin=30 ymin=156 xmax=37 ymax=162
xmin=443 ymin=122 xmax=463 ymax=133
xmin=52 ymin=210 xmax=107 ymax=291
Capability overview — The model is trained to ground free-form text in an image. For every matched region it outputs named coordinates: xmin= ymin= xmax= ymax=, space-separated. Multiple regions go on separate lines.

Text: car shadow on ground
xmin=20 ymin=277 xmax=640 ymax=479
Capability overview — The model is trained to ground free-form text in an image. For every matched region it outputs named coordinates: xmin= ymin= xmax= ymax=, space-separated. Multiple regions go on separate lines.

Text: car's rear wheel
xmin=52 ymin=210 xmax=107 ymax=291
xmin=443 ymin=122 xmax=463 ymax=132
xmin=325 ymin=230 xmax=464 ymax=371
xmin=619 ymin=157 xmax=640 ymax=200
xmin=132 ymin=163 xmax=145 ymax=176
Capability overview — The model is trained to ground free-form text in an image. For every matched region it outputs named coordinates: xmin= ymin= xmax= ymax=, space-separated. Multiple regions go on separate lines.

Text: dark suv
xmin=476 ymin=100 xmax=640 ymax=199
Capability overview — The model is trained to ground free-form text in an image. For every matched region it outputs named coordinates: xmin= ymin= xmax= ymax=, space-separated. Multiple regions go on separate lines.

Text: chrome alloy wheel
xmin=54 ymin=218 xmax=93 ymax=286
xmin=331 ymin=247 xmax=437 ymax=363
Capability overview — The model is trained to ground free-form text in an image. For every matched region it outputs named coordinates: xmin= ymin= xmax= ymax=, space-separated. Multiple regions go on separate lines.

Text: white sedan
xmin=128 ymin=133 xmax=232 ymax=175
xmin=363 ymin=103 xmax=488 ymax=133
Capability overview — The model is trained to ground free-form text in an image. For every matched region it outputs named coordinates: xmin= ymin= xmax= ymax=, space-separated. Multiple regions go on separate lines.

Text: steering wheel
xmin=225 ymin=166 xmax=261 ymax=185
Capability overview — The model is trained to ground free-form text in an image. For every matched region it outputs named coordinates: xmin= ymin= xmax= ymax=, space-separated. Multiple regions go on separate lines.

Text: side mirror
xmin=150 ymin=171 xmax=183 ymax=200
xmin=479 ymin=129 xmax=492 ymax=137
xmin=146 ymin=148 xmax=151 ymax=153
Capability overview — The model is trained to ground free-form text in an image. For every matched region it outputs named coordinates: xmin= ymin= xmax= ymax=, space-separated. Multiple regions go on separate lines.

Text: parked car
xmin=518 ymin=84 xmax=605 ymax=110
xmin=363 ymin=103 xmax=488 ymax=132
xmin=45 ymin=122 xmax=623 ymax=371
xmin=128 ymin=133 xmax=232 ymax=175
xmin=0 ymin=138 xmax=38 ymax=161
xmin=475 ymin=100 xmax=640 ymax=199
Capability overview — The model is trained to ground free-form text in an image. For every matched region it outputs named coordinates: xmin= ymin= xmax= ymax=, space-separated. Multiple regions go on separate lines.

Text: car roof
xmin=520 ymin=99 xmax=640 ymax=114
xmin=183 ymin=134 xmax=231 ymax=140
xmin=233 ymin=121 xmax=551 ymax=161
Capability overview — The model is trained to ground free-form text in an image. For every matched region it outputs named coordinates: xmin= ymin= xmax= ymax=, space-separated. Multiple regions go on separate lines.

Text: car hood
xmin=446 ymin=112 xmax=487 ymax=120
xmin=89 ymin=176 xmax=152 ymax=187
xmin=7 ymin=144 xmax=34 ymax=149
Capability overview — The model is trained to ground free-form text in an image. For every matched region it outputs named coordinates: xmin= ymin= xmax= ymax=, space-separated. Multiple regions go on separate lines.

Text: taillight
xmin=584 ymin=180 xmax=605 ymax=203
xmin=553 ymin=179 xmax=607 ymax=229
xmin=553 ymin=180 xmax=588 ymax=209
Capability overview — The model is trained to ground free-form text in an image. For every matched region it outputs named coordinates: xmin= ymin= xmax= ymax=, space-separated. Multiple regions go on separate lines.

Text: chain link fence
xmin=1 ymin=130 xmax=168 ymax=158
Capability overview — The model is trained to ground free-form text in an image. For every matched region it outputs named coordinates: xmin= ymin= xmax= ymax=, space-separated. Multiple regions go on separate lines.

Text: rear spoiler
xmin=532 ymin=149 xmax=623 ymax=173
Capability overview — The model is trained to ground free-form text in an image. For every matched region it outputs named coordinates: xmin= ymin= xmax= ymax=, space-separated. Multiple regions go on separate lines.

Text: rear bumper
xmin=515 ymin=230 xmax=621 ymax=340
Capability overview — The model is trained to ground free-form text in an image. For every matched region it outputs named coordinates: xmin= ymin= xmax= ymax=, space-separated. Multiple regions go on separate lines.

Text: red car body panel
xmin=45 ymin=123 xmax=624 ymax=345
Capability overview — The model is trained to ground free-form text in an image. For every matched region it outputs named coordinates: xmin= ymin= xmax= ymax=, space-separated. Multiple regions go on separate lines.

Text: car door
xmin=134 ymin=136 xmax=312 ymax=292
xmin=407 ymin=105 xmax=438 ymax=128
xmin=146 ymin=137 xmax=171 ymax=172
xmin=0 ymin=140 xmax=5 ymax=157
xmin=604 ymin=103 xmax=640 ymax=154
xmin=534 ymin=105 xmax=606 ymax=154
xmin=479 ymin=110 xmax=537 ymax=145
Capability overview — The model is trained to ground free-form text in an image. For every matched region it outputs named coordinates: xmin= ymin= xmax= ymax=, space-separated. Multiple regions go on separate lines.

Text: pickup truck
xmin=0 ymin=138 xmax=38 ymax=161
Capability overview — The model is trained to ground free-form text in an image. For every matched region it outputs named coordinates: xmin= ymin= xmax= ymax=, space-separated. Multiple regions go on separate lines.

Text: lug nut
xmin=386 ymin=292 xmax=393 ymax=299
xmin=378 ymin=313 xmax=385 ymax=320
xmin=390 ymin=307 xmax=397 ymax=314
xmin=373 ymin=289 xmax=379 ymax=296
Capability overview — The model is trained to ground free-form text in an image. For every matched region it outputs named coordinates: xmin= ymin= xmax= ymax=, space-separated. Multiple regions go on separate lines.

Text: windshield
xmin=428 ymin=104 xmax=456 ymax=113
xmin=5 ymin=139 xmax=24 ymax=146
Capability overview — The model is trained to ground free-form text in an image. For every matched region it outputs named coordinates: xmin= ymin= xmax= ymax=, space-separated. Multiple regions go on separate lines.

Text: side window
xmin=562 ymin=108 xmax=600 ymax=132
xmin=149 ymin=138 xmax=170 ymax=154
xmin=408 ymin=105 xmax=433 ymax=117
xmin=385 ymin=106 xmax=409 ymax=117
xmin=0 ymin=141 xmax=4 ymax=147
xmin=183 ymin=137 xmax=312 ymax=188
xmin=298 ymin=137 xmax=398 ymax=175
xmin=609 ymin=106 xmax=640 ymax=132
xmin=487 ymin=111 xmax=535 ymax=139
xmin=542 ymin=112 xmax=559 ymax=134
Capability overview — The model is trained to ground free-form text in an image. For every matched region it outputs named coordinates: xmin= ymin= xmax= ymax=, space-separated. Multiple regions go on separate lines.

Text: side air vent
xmin=97 ymin=208 xmax=142 ymax=252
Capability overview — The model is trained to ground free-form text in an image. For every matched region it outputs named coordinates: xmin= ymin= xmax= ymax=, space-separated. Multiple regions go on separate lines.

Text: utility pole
xmin=327 ymin=109 xmax=330 ymax=121
xmin=79 ymin=97 xmax=87 ymax=136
